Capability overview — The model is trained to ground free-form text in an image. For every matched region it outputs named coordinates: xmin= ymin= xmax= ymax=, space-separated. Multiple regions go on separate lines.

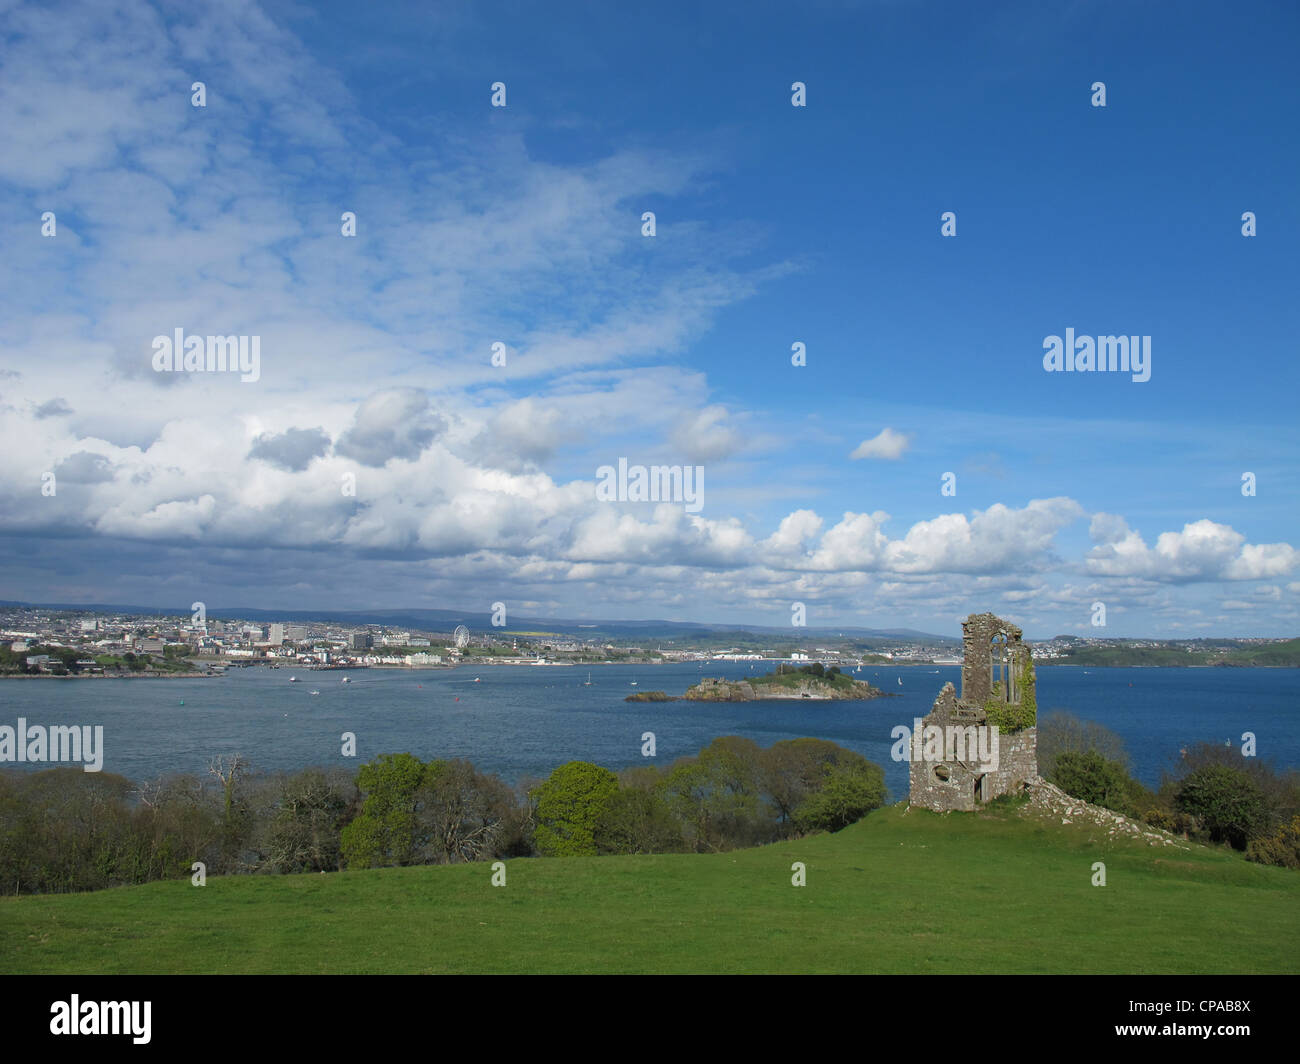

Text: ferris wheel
xmin=453 ymin=625 xmax=470 ymax=649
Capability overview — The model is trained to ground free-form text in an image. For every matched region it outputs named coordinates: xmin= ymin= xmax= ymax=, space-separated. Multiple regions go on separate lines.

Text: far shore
xmin=1 ymin=671 xmax=217 ymax=679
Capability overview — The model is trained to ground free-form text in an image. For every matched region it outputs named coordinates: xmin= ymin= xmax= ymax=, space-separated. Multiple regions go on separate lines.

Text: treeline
xmin=0 ymin=736 xmax=887 ymax=895
xmin=1038 ymin=710 xmax=1300 ymax=867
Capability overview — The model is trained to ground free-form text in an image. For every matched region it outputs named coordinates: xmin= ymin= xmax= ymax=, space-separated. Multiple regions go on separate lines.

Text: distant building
xmin=351 ymin=632 xmax=373 ymax=650
xmin=267 ymin=623 xmax=285 ymax=646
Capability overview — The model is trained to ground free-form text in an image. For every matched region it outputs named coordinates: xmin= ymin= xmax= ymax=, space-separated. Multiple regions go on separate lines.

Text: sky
xmin=1 ymin=0 xmax=1297 ymax=639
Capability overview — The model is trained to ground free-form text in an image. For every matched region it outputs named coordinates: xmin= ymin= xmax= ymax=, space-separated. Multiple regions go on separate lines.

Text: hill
xmin=1 ymin=800 xmax=1295 ymax=974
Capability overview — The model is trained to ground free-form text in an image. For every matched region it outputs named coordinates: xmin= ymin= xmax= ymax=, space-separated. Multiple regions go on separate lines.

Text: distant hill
xmin=0 ymin=599 xmax=956 ymax=645
xmin=1042 ymin=639 xmax=1300 ymax=668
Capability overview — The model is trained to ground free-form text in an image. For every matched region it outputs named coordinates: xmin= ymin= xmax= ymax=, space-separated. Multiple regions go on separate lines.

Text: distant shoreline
xmin=0 ymin=671 xmax=216 ymax=679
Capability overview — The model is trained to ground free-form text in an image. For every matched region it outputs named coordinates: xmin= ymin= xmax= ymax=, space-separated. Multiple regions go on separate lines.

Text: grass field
xmin=1 ymin=801 xmax=1296 ymax=974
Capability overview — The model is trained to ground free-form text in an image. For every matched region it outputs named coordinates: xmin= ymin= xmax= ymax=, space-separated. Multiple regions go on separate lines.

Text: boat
xmin=630 ymin=676 xmax=638 ymax=687
xmin=897 ymin=677 xmax=902 ymax=686
xmin=341 ymin=676 xmax=351 ymax=684
xmin=582 ymin=672 xmax=593 ymax=687
xmin=289 ymin=675 xmax=298 ymax=682
xmin=474 ymin=677 xmax=480 ymax=683
xmin=309 ymin=690 xmax=319 ymax=696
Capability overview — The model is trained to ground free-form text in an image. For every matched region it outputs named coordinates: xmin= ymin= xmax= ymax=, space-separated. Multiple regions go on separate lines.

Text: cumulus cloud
xmin=248 ymin=427 xmax=331 ymax=472
xmin=336 ymin=389 xmax=446 ymax=467
xmin=670 ymin=405 xmax=744 ymax=463
xmin=1086 ymin=515 xmax=1298 ymax=582
xmin=54 ymin=451 xmax=115 ymax=483
xmin=467 ymin=399 xmax=575 ymax=472
xmin=850 ymin=427 xmax=910 ymax=461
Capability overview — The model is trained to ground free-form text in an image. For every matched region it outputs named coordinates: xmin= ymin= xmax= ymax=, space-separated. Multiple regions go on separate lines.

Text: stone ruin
xmin=908 ymin=612 xmax=1038 ymax=813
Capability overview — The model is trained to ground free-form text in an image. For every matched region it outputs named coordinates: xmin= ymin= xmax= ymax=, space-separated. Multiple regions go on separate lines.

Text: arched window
xmin=989 ymin=633 xmax=1020 ymax=704
xmin=989 ymin=633 xmax=1006 ymax=694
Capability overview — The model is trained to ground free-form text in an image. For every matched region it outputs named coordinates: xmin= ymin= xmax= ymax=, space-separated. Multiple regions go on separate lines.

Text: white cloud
xmin=670 ymin=405 xmax=744 ymax=463
xmin=850 ymin=427 xmax=910 ymax=461
xmin=1086 ymin=516 xmax=1297 ymax=582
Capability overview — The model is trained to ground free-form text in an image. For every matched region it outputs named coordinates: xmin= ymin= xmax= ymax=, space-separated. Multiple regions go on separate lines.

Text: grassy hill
xmin=1 ymin=800 xmax=1295 ymax=974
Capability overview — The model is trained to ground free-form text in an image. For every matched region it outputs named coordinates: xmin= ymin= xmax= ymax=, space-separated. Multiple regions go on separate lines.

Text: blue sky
xmin=1 ymin=0 xmax=1297 ymax=638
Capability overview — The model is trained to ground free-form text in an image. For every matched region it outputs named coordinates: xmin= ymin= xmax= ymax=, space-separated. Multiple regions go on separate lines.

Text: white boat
xmin=582 ymin=672 xmax=593 ymax=687
xmin=474 ymin=677 xmax=481 ymax=683
xmin=341 ymin=676 xmax=351 ymax=684
xmin=289 ymin=675 xmax=298 ymax=682
xmin=309 ymin=690 xmax=320 ymax=696
xmin=897 ymin=677 xmax=902 ymax=686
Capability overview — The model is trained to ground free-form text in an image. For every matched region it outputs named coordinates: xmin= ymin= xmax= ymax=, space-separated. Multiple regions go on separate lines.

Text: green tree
xmin=1037 ymin=711 xmax=1129 ymax=779
xmin=794 ymin=761 xmax=886 ymax=833
xmin=657 ymin=736 xmax=771 ymax=852
xmin=532 ymin=761 xmax=619 ymax=857
xmin=1052 ymin=750 xmax=1133 ymax=814
xmin=340 ymin=753 xmax=430 ymax=868
xmin=1175 ymin=765 xmax=1269 ymax=850
xmin=593 ymin=788 xmax=685 ymax=854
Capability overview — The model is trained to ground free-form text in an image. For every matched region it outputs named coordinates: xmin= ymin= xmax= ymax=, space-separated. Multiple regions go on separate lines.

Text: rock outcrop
xmin=683 ymin=675 xmax=888 ymax=701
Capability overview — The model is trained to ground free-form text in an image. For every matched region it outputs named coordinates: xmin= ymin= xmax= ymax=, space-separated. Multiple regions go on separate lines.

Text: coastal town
xmin=0 ymin=603 xmax=1294 ymax=677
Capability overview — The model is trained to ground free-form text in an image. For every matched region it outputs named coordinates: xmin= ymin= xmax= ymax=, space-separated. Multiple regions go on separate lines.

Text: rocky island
xmin=682 ymin=663 xmax=893 ymax=702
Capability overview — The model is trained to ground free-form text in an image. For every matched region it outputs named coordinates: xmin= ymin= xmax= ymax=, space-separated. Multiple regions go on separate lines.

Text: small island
xmin=682 ymin=663 xmax=893 ymax=702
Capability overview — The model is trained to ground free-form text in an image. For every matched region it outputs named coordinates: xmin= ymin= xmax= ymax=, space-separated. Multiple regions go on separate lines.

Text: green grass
xmin=1 ymin=803 xmax=1296 ymax=974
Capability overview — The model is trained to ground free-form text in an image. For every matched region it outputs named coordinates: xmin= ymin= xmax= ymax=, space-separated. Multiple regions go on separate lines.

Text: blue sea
xmin=1 ymin=663 xmax=1295 ymax=799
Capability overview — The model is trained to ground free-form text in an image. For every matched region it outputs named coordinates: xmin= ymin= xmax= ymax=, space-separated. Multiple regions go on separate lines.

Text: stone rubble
xmin=1021 ymin=776 xmax=1190 ymax=850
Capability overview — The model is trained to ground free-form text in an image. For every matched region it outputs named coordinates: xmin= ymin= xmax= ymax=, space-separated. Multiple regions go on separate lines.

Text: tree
xmin=794 ymin=761 xmax=886 ymax=833
xmin=1053 ymin=751 xmax=1133 ymax=814
xmin=762 ymin=738 xmax=855 ymax=826
xmin=1175 ymin=765 xmax=1269 ymax=849
xmin=532 ymin=761 xmax=619 ymax=857
xmin=1037 ymin=711 xmax=1129 ymax=779
xmin=593 ymin=788 xmax=685 ymax=854
xmin=657 ymin=736 xmax=771 ymax=852
xmin=340 ymin=753 xmax=429 ymax=868
xmin=262 ymin=768 xmax=354 ymax=873
xmin=420 ymin=759 xmax=522 ymax=863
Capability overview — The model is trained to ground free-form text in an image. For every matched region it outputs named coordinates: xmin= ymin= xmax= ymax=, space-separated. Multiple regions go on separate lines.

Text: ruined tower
xmin=908 ymin=612 xmax=1038 ymax=813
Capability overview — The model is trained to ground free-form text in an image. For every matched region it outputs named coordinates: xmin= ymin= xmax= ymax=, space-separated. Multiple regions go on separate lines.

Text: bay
xmin=0 ymin=663 xmax=1295 ymax=799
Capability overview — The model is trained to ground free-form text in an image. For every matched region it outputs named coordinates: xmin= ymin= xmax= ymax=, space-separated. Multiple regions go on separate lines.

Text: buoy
xmin=179 ymin=699 xmax=184 ymax=705
xmin=455 ymin=696 xmax=459 ymax=702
